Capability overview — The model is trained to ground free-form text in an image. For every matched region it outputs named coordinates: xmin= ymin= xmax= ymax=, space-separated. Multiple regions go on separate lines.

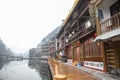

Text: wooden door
xmin=105 ymin=41 xmax=120 ymax=73
xmin=116 ymin=41 xmax=120 ymax=69
xmin=105 ymin=42 xmax=117 ymax=72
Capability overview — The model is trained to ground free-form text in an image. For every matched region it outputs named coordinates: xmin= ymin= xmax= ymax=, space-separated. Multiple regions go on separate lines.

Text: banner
xmin=84 ymin=61 xmax=104 ymax=70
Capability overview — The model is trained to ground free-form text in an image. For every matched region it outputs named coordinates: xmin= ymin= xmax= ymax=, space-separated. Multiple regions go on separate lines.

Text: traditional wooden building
xmin=94 ymin=0 xmax=120 ymax=74
xmin=29 ymin=48 xmax=38 ymax=60
xmin=56 ymin=0 xmax=105 ymax=71
xmin=35 ymin=26 xmax=61 ymax=60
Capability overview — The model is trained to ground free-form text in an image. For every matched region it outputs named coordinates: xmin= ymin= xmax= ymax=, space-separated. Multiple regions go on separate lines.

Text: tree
xmin=0 ymin=38 xmax=14 ymax=56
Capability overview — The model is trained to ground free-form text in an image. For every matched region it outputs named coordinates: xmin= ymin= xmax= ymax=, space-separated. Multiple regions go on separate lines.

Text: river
xmin=0 ymin=60 xmax=52 ymax=80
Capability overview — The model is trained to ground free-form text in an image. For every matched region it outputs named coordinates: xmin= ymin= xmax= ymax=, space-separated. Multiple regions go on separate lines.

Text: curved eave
xmin=94 ymin=28 xmax=120 ymax=42
xmin=57 ymin=0 xmax=79 ymax=38
xmin=62 ymin=0 xmax=79 ymax=27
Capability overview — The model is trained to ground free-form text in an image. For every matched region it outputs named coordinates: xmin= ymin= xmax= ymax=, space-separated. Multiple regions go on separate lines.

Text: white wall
xmin=98 ymin=0 xmax=118 ymax=22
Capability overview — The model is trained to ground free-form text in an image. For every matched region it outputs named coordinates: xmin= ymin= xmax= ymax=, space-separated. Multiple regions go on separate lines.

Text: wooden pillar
xmin=94 ymin=0 xmax=107 ymax=72
xmin=94 ymin=5 xmax=101 ymax=35
xmin=55 ymin=61 xmax=59 ymax=75
xmin=53 ymin=75 xmax=67 ymax=80
xmin=82 ymin=41 xmax=85 ymax=62
xmin=53 ymin=60 xmax=67 ymax=80
xmin=101 ymin=42 xmax=107 ymax=72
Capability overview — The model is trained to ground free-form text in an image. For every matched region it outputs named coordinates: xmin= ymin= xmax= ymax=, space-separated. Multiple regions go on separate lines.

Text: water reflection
xmin=0 ymin=60 xmax=10 ymax=70
xmin=0 ymin=60 xmax=42 ymax=80
xmin=28 ymin=60 xmax=52 ymax=80
xmin=0 ymin=59 xmax=52 ymax=80
xmin=0 ymin=62 xmax=8 ymax=70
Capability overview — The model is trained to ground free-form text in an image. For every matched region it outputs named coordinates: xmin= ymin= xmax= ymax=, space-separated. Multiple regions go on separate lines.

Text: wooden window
xmin=84 ymin=39 xmax=102 ymax=58
xmin=110 ymin=0 xmax=120 ymax=16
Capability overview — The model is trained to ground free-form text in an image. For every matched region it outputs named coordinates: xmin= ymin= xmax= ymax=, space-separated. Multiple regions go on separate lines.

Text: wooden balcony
xmin=100 ymin=11 xmax=120 ymax=34
xmin=48 ymin=58 xmax=99 ymax=80
xmin=67 ymin=26 xmax=95 ymax=44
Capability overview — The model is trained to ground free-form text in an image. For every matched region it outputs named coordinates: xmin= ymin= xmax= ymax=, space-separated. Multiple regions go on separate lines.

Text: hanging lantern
xmin=76 ymin=41 xmax=80 ymax=46
xmin=97 ymin=42 xmax=100 ymax=46
xmin=93 ymin=33 xmax=97 ymax=38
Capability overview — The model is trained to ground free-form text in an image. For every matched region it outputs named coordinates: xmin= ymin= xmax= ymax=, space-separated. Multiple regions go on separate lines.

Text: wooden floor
xmin=48 ymin=58 xmax=99 ymax=80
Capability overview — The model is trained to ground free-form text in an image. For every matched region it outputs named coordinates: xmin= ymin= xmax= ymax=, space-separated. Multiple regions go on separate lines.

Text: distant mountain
xmin=42 ymin=26 xmax=61 ymax=43
xmin=0 ymin=38 xmax=14 ymax=56
xmin=37 ymin=26 xmax=61 ymax=47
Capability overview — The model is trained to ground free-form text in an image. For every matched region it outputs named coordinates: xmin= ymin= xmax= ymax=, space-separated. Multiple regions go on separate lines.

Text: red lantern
xmin=76 ymin=41 xmax=80 ymax=46
xmin=93 ymin=33 xmax=97 ymax=38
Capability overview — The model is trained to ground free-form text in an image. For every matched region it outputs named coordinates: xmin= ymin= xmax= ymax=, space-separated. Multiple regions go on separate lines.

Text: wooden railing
xmin=48 ymin=58 xmax=67 ymax=80
xmin=48 ymin=58 xmax=58 ymax=76
xmin=48 ymin=58 xmax=99 ymax=80
xmin=100 ymin=11 xmax=120 ymax=34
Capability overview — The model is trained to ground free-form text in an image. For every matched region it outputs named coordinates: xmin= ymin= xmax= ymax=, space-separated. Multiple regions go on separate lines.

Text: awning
xmin=94 ymin=28 xmax=120 ymax=42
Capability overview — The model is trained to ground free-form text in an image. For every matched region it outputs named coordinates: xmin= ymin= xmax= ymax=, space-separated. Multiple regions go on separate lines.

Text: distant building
xmin=29 ymin=48 xmax=37 ymax=60
xmin=40 ymin=42 xmax=49 ymax=59
xmin=29 ymin=26 xmax=61 ymax=60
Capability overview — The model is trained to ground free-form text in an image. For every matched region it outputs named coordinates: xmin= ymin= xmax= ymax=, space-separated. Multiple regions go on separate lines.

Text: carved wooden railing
xmin=48 ymin=58 xmax=67 ymax=80
xmin=100 ymin=11 xmax=120 ymax=34
xmin=48 ymin=58 xmax=58 ymax=76
xmin=48 ymin=58 xmax=99 ymax=80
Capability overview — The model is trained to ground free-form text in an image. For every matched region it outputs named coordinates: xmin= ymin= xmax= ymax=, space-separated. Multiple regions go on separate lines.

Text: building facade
xmin=31 ymin=26 xmax=61 ymax=60
xmin=29 ymin=48 xmax=38 ymax=60
xmin=94 ymin=0 xmax=120 ymax=74
xmin=56 ymin=0 xmax=120 ymax=74
xmin=57 ymin=0 xmax=104 ymax=70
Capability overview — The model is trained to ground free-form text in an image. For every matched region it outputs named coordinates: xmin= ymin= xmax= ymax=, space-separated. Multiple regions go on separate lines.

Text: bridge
xmin=0 ymin=55 xmax=23 ymax=61
xmin=29 ymin=57 xmax=48 ymax=61
xmin=0 ymin=55 xmax=49 ymax=63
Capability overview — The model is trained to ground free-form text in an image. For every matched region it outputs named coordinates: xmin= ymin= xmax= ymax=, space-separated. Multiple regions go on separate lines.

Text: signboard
xmin=84 ymin=61 xmax=104 ymax=70
xmin=67 ymin=59 xmax=73 ymax=64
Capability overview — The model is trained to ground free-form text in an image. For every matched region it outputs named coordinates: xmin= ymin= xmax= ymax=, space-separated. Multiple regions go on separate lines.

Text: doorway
xmin=105 ymin=40 xmax=120 ymax=74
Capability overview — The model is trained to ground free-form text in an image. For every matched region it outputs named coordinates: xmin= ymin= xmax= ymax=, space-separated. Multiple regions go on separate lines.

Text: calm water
xmin=0 ymin=60 xmax=51 ymax=80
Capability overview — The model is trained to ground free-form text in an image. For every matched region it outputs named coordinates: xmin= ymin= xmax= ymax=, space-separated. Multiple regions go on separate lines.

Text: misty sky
xmin=0 ymin=0 xmax=75 ymax=54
